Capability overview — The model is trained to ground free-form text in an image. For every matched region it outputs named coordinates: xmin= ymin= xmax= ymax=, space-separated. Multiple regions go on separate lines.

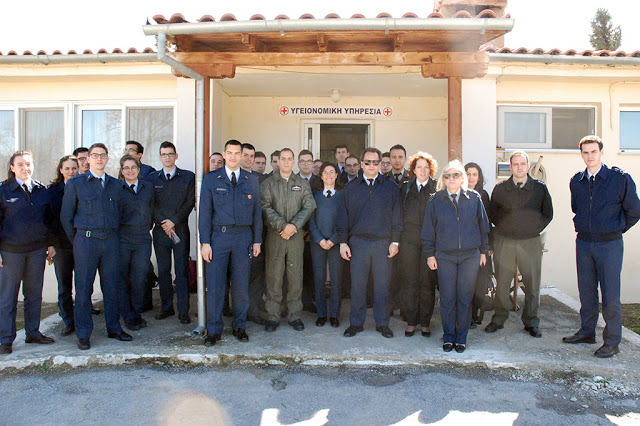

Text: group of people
xmin=0 ymin=135 xmax=637 ymax=358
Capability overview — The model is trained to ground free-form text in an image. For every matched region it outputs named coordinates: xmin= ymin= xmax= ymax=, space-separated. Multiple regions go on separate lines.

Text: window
xmin=127 ymin=107 xmax=173 ymax=171
xmin=82 ymin=109 xmax=122 ymax=178
xmin=621 ymin=111 xmax=640 ymax=150
xmin=23 ymin=109 xmax=65 ymax=184
xmin=498 ymin=106 xmax=596 ymax=150
xmin=0 ymin=111 xmax=15 ymax=174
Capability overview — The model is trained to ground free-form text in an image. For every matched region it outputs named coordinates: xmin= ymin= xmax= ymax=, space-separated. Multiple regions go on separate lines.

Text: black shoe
xmin=155 ymin=309 xmax=175 ymax=320
xmin=25 ymin=334 xmax=55 ymax=344
xmin=77 ymin=338 xmax=91 ymax=350
xmin=247 ymin=316 xmax=266 ymax=325
xmin=91 ymin=307 xmax=101 ymax=315
xmin=455 ymin=344 xmax=466 ymax=353
xmin=138 ymin=318 xmax=148 ymax=329
xmin=376 ymin=326 xmax=394 ymax=338
xmin=179 ymin=314 xmax=191 ymax=325
xmin=108 ymin=331 xmax=133 ymax=342
xmin=562 ymin=332 xmax=596 ymax=344
xmin=405 ymin=327 xmax=415 ymax=337
xmin=61 ymin=324 xmax=75 ymax=336
xmin=343 ymin=325 xmax=364 ymax=337
xmin=443 ymin=343 xmax=454 ymax=352
xmin=421 ymin=327 xmax=431 ymax=337
xmin=223 ymin=307 xmax=233 ymax=317
xmin=126 ymin=320 xmax=142 ymax=331
xmin=265 ymin=321 xmax=279 ymax=332
xmin=204 ymin=334 xmax=221 ymax=347
xmin=288 ymin=319 xmax=305 ymax=331
xmin=232 ymin=328 xmax=249 ymax=342
xmin=330 ymin=317 xmax=340 ymax=328
xmin=316 ymin=317 xmax=327 ymax=327
xmin=524 ymin=326 xmax=542 ymax=338
xmin=469 ymin=322 xmax=477 ymax=329
xmin=0 ymin=343 xmax=12 ymax=355
xmin=484 ymin=322 xmax=504 ymax=333
xmin=594 ymin=344 xmax=620 ymax=358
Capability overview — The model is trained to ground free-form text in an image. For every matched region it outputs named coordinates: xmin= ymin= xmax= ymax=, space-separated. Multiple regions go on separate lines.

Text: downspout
xmin=157 ymin=32 xmax=207 ymax=336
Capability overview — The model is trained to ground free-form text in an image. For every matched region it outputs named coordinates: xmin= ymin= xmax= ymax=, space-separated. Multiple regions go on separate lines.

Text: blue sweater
xmin=119 ymin=178 xmax=155 ymax=244
xmin=570 ymin=164 xmax=640 ymax=241
xmin=421 ymin=189 xmax=490 ymax=257
xmin=308 ymin=189 xmax=343 ymax=244
xmin=336 ymin=174 xmax=403 ymax=243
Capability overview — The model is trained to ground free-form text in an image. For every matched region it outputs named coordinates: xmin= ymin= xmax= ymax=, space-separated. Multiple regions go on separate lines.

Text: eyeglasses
xmin=298 ymin=160 xmax=313 ymax=165
xmin=89 ymin=153 xmax=108 ymax=160
xmin=362 ymin=160 xmax=380 ymax=166
xmin=122 ymin=166 xmax=139 ymax=172
xmin=160 ymin=153 xmax=176 ymax=158
xmin=124 ymin=148 xmax=138 ymax=154
xmin=442 ymin=172 xmax=462 ymax=180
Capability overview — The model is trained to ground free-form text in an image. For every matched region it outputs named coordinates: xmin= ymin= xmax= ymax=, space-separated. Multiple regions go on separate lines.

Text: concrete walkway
xmin=2 ymin=287 xmax=639 ymax=393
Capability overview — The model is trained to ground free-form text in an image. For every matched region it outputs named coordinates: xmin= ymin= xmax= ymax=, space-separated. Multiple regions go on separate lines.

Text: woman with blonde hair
xmin=421 ymin=160 xmax=489 ymax=353
xmin=399 ymin=152 xmax=438 ymax=338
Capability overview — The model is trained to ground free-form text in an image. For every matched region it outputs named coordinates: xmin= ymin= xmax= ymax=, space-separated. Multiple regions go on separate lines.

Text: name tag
xmin=216 ymin=188 xmax=228 ymax=193
xmin=6 ymin=198 xmax=18 ymax=203
xmin=291 ymin=185 xmax=302 ymax=192
xmin=155 ymin=185 xmax=164 ymax=189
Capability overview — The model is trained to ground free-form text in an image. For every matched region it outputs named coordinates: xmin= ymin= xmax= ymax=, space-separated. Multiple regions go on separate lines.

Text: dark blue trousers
xmin=153 ymin=224 xmax=190 ymax=316
xmin=311 ymin=242 xmax=342 ymax=318
xmin=576 ymin=238 xmax=624 ymax=346
xmin=206 ymin=228 xmax=251 ymax=334
xmin=436 ymin=250 xmax=480 ymax=345
xmin=247 ymin=251 xmax=266 ymax=318
xmin=0 ymin=248 xmax=47 ymax=344
xmin=119 ymin=241 xmax=152 ymax=323
xmin=349 ymin=237 xmax=391 ymax=327
xmin=53 ymin=247 xmax=74 ymax=327
xmin=73 ymin=234 xmax=122 ymax=339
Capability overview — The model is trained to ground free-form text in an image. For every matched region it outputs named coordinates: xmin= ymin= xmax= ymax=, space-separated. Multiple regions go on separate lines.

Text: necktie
xmin=517 ymin=182 xmax=523 ymax=189
xmin=326 ymin=191 xmax=332 ymax=198
xmin=394 ymin=173 xmax=401 ymax=184
xmin=418 ymin=184 xmax=423 ymax=193
xmin=589 ymin=175 xmax=595 ymax=190
xmin=99 ymin=177 xmax=104 ymax=188
xmin=451 ymin=193 xmax=458 ymax=210
xmin=367 ymin=178 xmax=374 ymax=187
xmin=166 ymin=173 xmax=171 ymax=181
xmin=22 ymin=183 xmax=31 ymax=201
xmin=130 ymin=183 xmax=136 ymax=193
xmin=231 ymin=171 xmax=237 ymax=187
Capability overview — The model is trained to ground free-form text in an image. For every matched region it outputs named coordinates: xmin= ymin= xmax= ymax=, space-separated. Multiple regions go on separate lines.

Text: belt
xmin=577 ymin=231 xmax=622 ymax=242
xmin=213 ymin=225 xmax=250 ymax=233
xmin=77 ymin=229 xmax=117 ymax=240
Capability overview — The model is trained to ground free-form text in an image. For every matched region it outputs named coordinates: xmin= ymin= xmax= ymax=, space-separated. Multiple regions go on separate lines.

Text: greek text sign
xmin=279 ymin=106 xmax=393 ymax=117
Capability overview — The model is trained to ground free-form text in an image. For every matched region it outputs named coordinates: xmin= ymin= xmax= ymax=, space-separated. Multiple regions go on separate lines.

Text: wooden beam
xmin=241 ymin=33 xmax=257 ymax=52
xmin=317 ymin=34 xmax=328 ymax=52
xmin=421 ymin=61 xmax=488 ymax=79
xmin=203 ymin=78 xmax=211 ymax=172
xmin=448 ymin=77 xmax=463 ymax=162
xmin=394 ymin=34 xmax=404 ymax=51
xmin=172 ymin=51 xmax=486 ymax=67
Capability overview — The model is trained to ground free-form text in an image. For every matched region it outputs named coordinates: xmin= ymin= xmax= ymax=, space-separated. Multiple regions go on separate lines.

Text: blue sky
xmin=1 ymin=1 xmax=638 ymax=53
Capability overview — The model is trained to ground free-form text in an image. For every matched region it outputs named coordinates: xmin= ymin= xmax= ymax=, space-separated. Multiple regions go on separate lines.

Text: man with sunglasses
xmin=337 ymin=147 xmax=403 ymax=338
xmin=485 ymin=151 xmax=553 ymax=338
xmin=149 ymin=141 xmax=195 ymax=325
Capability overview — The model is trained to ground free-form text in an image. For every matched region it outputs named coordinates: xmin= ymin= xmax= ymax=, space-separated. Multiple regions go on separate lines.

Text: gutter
xmin=143 ymin=17 xmax=514 ymax=36
xmin=489 ymin=53 xmax=640 ymax=66
xmin=156 ymin=33 xmax=207 ymax=336
xmin=0 ymin=53 xmax=158 ymax=65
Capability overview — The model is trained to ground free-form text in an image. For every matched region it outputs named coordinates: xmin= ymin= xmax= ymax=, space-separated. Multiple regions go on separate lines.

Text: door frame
xmin=301 ymin=119 xmax=374 ymax=159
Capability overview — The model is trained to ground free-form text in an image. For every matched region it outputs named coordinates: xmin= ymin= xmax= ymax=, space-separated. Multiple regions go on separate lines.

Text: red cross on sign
xmin=383 ymin=107 xmax=393 ymax=117
xmin=279 ymin=106 xmax=289 ymax=116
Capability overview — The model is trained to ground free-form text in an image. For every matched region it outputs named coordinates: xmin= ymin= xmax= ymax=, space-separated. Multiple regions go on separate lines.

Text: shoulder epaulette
xmin=611 ymin=166 xmax=626 ymax=176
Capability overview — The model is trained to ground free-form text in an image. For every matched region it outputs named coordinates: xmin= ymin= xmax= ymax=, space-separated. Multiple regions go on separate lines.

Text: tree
xmin=589 ymin=8 xmax=622 ymax=51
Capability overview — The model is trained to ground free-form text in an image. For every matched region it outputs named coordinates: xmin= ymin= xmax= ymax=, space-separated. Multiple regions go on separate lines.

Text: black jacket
xmin=489 ymin=175 xmax=553 ymax=240
xmin=149 ymin=167 xmax=195 ymax=228
xmin=400 ymin=177 xmax=437 ymax=240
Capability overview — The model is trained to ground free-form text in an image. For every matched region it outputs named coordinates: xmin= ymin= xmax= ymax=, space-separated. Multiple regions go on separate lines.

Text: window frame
xmin=619 ymin=107 xmax=640 ymax=153
xmin=497 ymin=104 xmax=598 ymax=151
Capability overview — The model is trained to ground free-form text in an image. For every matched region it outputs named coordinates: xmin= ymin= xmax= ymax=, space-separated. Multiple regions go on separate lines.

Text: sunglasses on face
xmin=362 ymin=160 xmax=380 ymax=166
xmin=443 ymin=173 xmax=462 ymax=180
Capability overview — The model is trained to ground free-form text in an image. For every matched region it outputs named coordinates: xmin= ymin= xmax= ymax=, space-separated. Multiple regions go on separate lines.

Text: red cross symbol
xmin=279 ymin=106 xmax=289 ymax=116
xmin=383 ymin=107 xmax=393 ymax=117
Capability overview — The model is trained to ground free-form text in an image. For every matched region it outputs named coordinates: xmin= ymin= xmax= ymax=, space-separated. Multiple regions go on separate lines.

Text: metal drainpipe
xmin=157 ymin=32 xmax=207 ymax=336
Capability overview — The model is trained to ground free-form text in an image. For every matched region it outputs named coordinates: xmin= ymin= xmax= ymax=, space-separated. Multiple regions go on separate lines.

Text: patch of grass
xmin=622 ymin=304 xmax=640 ymax=334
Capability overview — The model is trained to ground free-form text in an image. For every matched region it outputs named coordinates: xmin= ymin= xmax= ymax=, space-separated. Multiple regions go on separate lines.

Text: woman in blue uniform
xmin=421 ymin=160 xmax=489 ymax=353
xmin=0 ymin=150 xmax=56 ymax=355
xmin=118 ymin=155 xmax=155 ymax=330
xmin=48 ymin=155 xmax=79 ymax=336
xmin=308 ymin=162 xmax=344 ymax=328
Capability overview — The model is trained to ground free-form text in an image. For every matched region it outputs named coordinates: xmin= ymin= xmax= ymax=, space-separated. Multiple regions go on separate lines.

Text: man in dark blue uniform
xmin=563 ymin=135 xmax=640 ymax=358
xmin=149 ymin=141 xmax=195 ymax=324
xmin=125 ymin=141 xmax=156 ymax=179
xmin=199 ymin=140 xmax=262 ymax=346
xmin=337 ymin=147 xmax=403 ymax=338
xmin=61 ymin=143 xmax=134 ymax=350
